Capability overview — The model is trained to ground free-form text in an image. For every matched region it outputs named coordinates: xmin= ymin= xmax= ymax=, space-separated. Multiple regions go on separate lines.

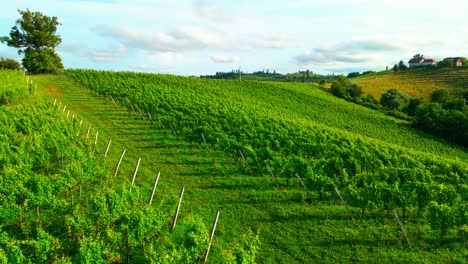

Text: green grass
xmin=27 ymin=73 xmax=467 ymax=263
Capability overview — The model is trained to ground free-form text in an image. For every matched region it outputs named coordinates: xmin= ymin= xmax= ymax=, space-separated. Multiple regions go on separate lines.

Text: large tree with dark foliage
xmin=1 ymin=9 xmax=63 ymax=74
xmin=380 ymin=88 xmax=410 ymax=111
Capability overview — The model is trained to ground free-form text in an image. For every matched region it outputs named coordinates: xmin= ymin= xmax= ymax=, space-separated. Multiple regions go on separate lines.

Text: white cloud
xmin=59 ymin=43 xmax=127 ymax=62
xmin=149 ymin=52 xmax=186 ymax=65
xmin=294 ymin=40 xmax=402 ymax=67
xmin=210 ymin=55 xmax=240 ymax=64
xmin=194 ymin=0 xmax=233 ymax=22
xmin=94 ymin=24 xmax=231 ymax=52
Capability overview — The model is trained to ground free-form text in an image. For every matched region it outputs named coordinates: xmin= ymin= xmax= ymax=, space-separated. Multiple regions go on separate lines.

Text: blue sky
xmin=1 ymin=0 xmax=467 ymax=75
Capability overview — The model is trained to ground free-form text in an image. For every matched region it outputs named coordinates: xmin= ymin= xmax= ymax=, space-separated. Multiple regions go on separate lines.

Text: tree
xmin=0 ymin=58 xmax=21 ymax=70
xmin=348 ymin=84 xmax=363 ymax=98
xmin=398 ymin=60 xmax=408 ymax=70
xmin=392 ymin=64 xmax=399 ymax=72
xmin=431 ymin=88 xmax=451 ymax=103
xmin=380 ymin=88 xmax=410 ymax=111
xmin=413 ymin=54 xmax=424 ymax=60
xmin=1 ymin=10 xmax=63 ymax=74
xmin=437 ymin=59 xmax=453 ymax=68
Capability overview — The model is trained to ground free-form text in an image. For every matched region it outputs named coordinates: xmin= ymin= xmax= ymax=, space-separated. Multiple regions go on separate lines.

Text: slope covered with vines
xmin=65 ymin=69 xmax=467 ymax=242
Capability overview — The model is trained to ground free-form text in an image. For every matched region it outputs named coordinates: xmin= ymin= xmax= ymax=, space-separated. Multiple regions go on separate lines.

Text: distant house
xmin=408 ymin=58 xmax=437 ymax=67
xmin=443 ymin=57 xmax=464 ymax=67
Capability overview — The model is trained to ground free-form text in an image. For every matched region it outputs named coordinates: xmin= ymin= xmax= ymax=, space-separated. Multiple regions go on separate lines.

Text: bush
xmin=0 ymin=58 xmax=20 ymax=70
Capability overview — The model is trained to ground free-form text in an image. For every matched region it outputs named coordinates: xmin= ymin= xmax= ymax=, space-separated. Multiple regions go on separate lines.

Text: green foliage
xmin=398 ymin=60 xmax=408 ymax=70
xmin=22 ymin=48 xmax=63 ymax=74
xmin=438 ymin=59 xmax=453 ymax=68
xmin=0 ymin=58 xmax=20 ymax=70
xmin=414 ymin=102 xmax=468 ymax=146
xmin=380 ymin=88 xmax=410 ymax=111
xmin=430 ymin=88 xmax=451 ymax=103
xmin=330 ymin=76 xmax=363 ymax=100
xmin=1 ymin=10 xmax=63 ymax=73
xmin=0 ymin=69 xmax=29 ymax=104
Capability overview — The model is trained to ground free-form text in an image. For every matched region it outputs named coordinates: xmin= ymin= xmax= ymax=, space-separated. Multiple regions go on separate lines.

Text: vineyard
xmin=60 ymin=69 xmax=466 ymax=262
xmin=1 ymin=68 xmax=467 ymax=262
xmin=352 ymin=67 xmax=468 ymax=100
xmin=0 ymin=70 xmax=258 ymax=263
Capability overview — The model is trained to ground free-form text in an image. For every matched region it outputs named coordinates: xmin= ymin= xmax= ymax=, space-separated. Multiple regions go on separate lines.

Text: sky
xmin=1 ymin=0 xmax=467 ymax=76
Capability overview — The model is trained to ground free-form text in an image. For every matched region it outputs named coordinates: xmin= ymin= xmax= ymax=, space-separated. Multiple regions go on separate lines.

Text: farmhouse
xmin=408 ymin=58 xmax=437 ymax=67
xmin=443 ymin=57 xmax=464 ymax=67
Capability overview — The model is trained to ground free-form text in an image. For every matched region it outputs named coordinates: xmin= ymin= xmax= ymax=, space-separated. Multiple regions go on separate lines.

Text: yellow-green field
xmin=352 ymin=68 xmax=468 ymax=100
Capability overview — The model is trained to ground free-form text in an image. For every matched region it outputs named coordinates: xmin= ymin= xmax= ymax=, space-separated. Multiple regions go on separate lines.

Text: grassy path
xmin=30 ymin=74 xmax=465 ymax=263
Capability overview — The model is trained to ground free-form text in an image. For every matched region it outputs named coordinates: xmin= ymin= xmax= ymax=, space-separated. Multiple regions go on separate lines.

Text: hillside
xmin=352 ymin=67 xmax=468 ymax=100
xmin=3 ymin=70 xmax=466 ymax=263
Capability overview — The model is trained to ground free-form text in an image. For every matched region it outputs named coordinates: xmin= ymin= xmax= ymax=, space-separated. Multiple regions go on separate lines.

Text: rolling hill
xmin=1 ymin=69 xmax=466 ymax=263
xmin=352 ymin=67 xmax=468 ymax=100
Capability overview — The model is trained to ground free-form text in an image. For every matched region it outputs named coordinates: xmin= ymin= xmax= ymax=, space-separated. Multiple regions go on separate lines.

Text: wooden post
xmin=104 ymin=139 xmax=112 ymax=157
xmin=129 ymin=158 xmax=141 ymax=191
xmin=172 ymin=187 xmax=185 ymax=230
xmin=147 ymin=112 xmax=154 ymax=123
xmin=109 ymin=95 xmax=117 ymax=106
xmin=266 ymin=164 xmax=280 ymax=189
xmin=158 ymin=118 xmax=165 ymax=129
xmin=62 ymin=105 xmax=67 ymax=113
xmin=148 ymin=172 xmax=161 ymax=205
xmin=86 ymin=124 xmax=91 ymax=139
xmin=201 ymin=133 xmax=210 ymax=152
xmin=76 ymin=120 xmax=83 ymax=136
xmin=204 ymin=211 xmax=220 ymax=263
xmin=36 ymin=206 xmax=40 ymax=218
xmin=392 ymin=209 xmax=411 ymax=247
xmin=53 ymin=98 xmax=57 ymax=106
xmin=334 ymin=187 xmax=353 ymax=220
xmin=67 ymin=110 xmax=70 ymax=118
xmin=169 ymin=122 xmax=177 ymax=137
xmin=130 ymin=104 xmax=136 ymax=115
xmin=138 ymin=108 xmax=146 ymax=120
xmin=92 ymin=131 xmax=99 ymax=154
xmin=295 ymin=173 xmax=313 ymax=202
xmin=114 ymin=149 xmax=127 ymax=177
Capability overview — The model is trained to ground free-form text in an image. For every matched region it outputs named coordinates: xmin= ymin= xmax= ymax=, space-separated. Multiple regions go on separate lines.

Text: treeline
xmin=200 ymin=69 xmax=338 ymax=83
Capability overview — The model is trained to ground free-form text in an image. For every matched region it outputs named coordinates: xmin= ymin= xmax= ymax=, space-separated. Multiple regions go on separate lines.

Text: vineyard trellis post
xmin=104 ymin=139 xmax=112 ymax=157
xmin=201 ymin=132 xmax=210 ymax=152
xmin=86 ymin=124 xmax=91 ymax=139
xmin=334 ymin=187 xmax=353 ymax=220
xmin=392 ymin=209 xmax=411 ymax=247
xmin=204 ymin=211 xmax=220 ymax=263
xmin=239 ymin=150 xmax=252 ymax=174
xmin=158 ymin=118 xmax=165 ymax=129
xmin=114 ymin=148 xmax=127 ymax=177
xmin=172 ymin=187 xmax=185 ymax=230
xmin=92 ymin=131 xmax=99 ymax=154
xmin=169 ymin=122 xmax=177 ymax=137
xmin=148 ymin=172 xmax=161 ymax=205
xmin=266 ymin=164 xmax=280 ymax=190
xmin=295 ymin=173 xmax=313 ymax=203
xmin=129 ymin=158 xmax=141 ymax=191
